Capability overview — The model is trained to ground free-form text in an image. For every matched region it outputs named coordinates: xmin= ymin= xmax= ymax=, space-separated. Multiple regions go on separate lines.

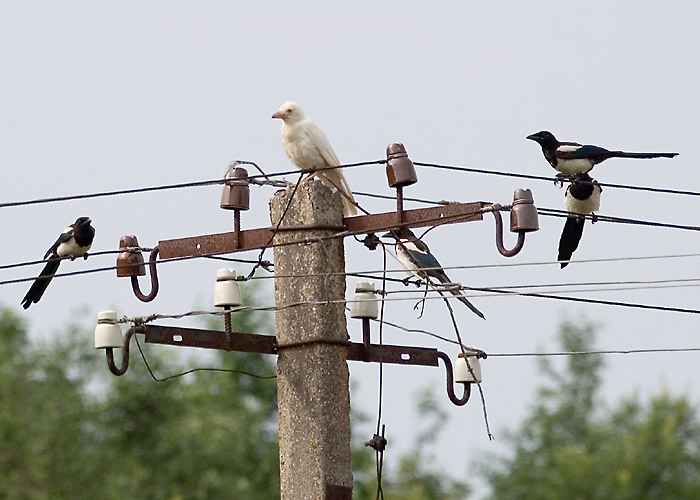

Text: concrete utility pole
xmin=108 ymin=144 xmax=538 ymax=498
xmin=270 ymin=180 xmax=353 ymax=499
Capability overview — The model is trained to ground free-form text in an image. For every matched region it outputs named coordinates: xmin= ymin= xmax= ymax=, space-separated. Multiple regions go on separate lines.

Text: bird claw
xmin=554 ymin=173 xmax=572 ymax=188
xmin=591 ymin=213 xmax=598 ymax=224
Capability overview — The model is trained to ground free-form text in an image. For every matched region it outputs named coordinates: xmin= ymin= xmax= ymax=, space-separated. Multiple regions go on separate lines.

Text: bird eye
xmin=287 ymin=108 xmax=293 ymax=113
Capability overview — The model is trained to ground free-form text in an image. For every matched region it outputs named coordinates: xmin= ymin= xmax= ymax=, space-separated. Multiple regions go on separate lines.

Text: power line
xmin=0 ymin=179 xmax=223 ymax=209
xmin=488 ymin=347 xmax=700 ymax=357
xmin=538 ymin=207 xmax=700 ymax=233
xmin=414 ymin=161 xmax=700 ymax=198
xmin=5 ymin=245 xmax=700 ymax=290
xmin=0 ymin=160 xmax=386 ymax=210
xmin=371 ymin=315 xmax=700 ymax=358
xmin=4 ymin=157 xmax=699 ymax=211
xmin=114 ymin=281 xmax=700 ymax=328
xmin=5 ymin=196 xmax=699 ymax=276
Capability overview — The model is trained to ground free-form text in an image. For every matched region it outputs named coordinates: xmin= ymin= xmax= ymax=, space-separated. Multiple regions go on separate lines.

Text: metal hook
xmin=489 ymin=205 xmax=527 ymax=257
xmin=131 ymin=246 xmax=160 ymax=302
xmin=105 ymin=326 xmax=142 ymax=376
xmin=485 ymin=189 xmax=539 ymax=258
xmin=117 ymin=237 xmax=160 ymax=302
xmin=436 ymin=351 xmax=472 ymax=406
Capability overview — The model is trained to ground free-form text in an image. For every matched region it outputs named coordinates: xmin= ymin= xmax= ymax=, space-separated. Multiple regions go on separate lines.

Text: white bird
xmin=272 ymin=101 xmax=357 ymax=216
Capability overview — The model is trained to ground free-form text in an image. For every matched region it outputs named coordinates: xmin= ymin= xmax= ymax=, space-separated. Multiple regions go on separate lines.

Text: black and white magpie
xmin=527 ymin=130 xmax=678 ymax=176
xmin=384 ymin=228 xmax=485 ymax=319
xmin=558 ymin=174 xmax=601 ymax=268
xmin=21 ymin=217 xmax=95 ymax=309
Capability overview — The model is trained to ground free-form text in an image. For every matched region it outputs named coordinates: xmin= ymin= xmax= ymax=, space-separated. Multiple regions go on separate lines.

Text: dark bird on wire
xmin=21 ymin=217 xmax=95 ymax=309
xmin=527 ymin=130 xmax=678 ymax=178
xmin=558 ymin=174 xmax=601 ymax=268
xmin=383 ymin=228 xmax=485 ymax=319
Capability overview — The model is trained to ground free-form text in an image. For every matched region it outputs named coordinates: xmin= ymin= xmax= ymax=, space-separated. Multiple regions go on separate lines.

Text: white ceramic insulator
xmin=94 ymin=310 xmax=124 ymax=349
xmin=214 ymin=269 xmax=242 ymax=307
xmin=454 ymin=354 xmax=483 ymax=383
xmin=350 ymin=281 xmax=378 ymax=319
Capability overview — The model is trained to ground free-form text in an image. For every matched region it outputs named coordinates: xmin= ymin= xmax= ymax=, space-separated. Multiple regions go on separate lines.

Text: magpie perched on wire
xmin=21 ymin=217 xmax=95 ymax=309
xmin=527 ymin=130 xmax=678 ymax=177
xmin=383 ymin=228 xmax=485 ymax=319
xmin=558 ymin=173 xmax=601 ymax=268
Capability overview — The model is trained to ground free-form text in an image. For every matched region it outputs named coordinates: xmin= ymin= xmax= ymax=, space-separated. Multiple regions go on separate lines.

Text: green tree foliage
xmin=482 ymin=319 xmax=700 ymax=500
xmin=1 ymin=286 xmax=469 ymax=499
xmin=0 ymin=280 xmax=280 ymax=500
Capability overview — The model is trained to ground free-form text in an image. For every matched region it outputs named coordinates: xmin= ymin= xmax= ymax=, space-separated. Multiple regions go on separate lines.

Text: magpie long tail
xmin=558 ymin=216 xmax=586 ymax=269
xmin=21 ymin=259 xmax=60 ymax=309
xmin=609 ymin=151 xmax=678 ymax=159
xmin=449 ymin=289 xmax=486 ymax=320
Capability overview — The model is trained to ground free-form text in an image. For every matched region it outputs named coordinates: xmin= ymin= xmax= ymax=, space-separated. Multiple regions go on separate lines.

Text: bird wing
xmin=300 ymin=119 xmax=356 ymax=215
xmin=43 ymin=228 xmax=74 ymax=259
xmin=400 ymin=240 xmax=451 ymax=283
xmin=301 ymin=120 xmax=340 ymax=167
xmin=557 ymin=144 xmax=609 ymax=160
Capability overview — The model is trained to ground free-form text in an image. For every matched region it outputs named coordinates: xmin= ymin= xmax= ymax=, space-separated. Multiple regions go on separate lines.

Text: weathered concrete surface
xmin=271 ymin=179 xmax=352 ymax=499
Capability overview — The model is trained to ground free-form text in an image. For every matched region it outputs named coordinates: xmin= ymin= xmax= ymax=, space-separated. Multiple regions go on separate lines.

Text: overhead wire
xmin=3 ymin=156 xmax=700 ymax=211
xmin=413 ymin=161 xmax=700 ymax=198
xmin=0 ymin=160 xmax=386 ymax=209
xmin=5 ymin=156 xmax=700 ymax=321
xmin=6 ymin=194 xmax=700 ymax=286
xmin=124 ymin=305 xmax=700 ymax=361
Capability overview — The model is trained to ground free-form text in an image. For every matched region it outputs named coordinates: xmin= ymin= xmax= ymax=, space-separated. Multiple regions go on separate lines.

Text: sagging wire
xmin=370 ymin=315 xmax=700 ymax=358
xmin=0 ymin=160 xmax=386 ymax=209
xmin=132 ymin=334 xmax=276 ymax=382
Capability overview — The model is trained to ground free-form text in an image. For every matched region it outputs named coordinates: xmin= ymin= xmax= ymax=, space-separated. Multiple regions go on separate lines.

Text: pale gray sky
xmin=2 ymin=2 xmax=699 ymax=497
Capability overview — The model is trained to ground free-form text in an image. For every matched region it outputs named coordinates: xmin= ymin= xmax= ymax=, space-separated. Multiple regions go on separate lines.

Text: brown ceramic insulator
xmin=509 ymin=188 xmax=539 ymax=232
xmin=220 ymin=167 xmax=250 ymax=210
xmin=117 ymin=235 xmax=146 ymax=277
xmin=385 ymin=143 xmax=418 ymax=188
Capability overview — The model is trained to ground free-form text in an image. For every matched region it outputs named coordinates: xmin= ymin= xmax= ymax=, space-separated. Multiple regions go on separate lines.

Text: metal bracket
xmin=157 ymin=202 xmax=486 ymax=259
xmin=123 ymin=324 xmax=473 ymax=406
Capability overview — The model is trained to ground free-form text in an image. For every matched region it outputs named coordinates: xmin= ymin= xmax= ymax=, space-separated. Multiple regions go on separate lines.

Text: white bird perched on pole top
xmin=272 ymin=101 xmax=357 ymax=216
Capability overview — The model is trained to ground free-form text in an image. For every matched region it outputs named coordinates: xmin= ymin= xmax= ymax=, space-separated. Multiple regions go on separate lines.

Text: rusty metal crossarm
xmin=157 ymin=201 xmax=487 ymax=259
xmin=144 ymin=325 xmax=277 ymax=354
xmin=142 ymin=325 xmax=439 ymax=367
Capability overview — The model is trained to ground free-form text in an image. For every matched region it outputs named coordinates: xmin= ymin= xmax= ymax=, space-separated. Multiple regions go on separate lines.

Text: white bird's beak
xmin=271 ymin=111 xmax=284 ymax=119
